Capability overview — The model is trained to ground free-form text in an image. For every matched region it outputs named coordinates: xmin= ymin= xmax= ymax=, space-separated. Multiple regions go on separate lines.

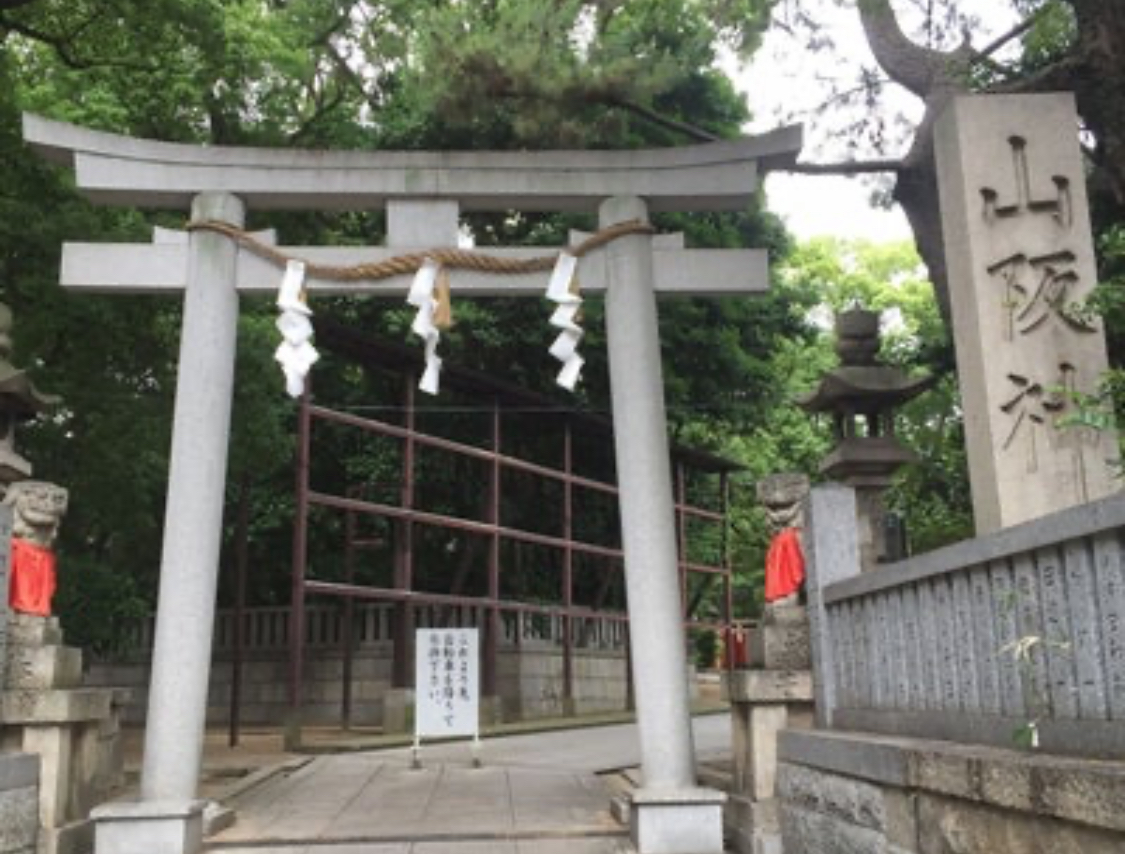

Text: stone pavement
xmin=204 ymin=715 xmax=730 ymax=853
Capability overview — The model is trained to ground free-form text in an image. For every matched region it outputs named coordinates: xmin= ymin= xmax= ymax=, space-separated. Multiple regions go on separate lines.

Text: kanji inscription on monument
xmin=935 ymin=94 xmax=1119 ymax=534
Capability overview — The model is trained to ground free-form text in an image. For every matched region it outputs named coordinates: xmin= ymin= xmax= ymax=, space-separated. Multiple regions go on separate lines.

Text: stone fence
xmin=112 ymin=601 xmax=629 ymax=660
xmin=772 ymin=486 xmax=1125 ymax=854
xmin=89 ymin=602 xmax=630 ymax=726
xmin=805 ymin=485 xmax=1125 ymax=759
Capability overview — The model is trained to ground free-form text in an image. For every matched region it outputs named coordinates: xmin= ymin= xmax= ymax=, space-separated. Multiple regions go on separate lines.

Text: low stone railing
xmin=805 ymin=485 xmax=1125 ymax=758
xmin=114 ymin=601 xmax=629 ymax=659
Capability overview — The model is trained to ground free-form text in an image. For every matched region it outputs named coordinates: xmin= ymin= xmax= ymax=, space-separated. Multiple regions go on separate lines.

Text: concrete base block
xmin=630 ymin=787 xmax=726 ymax=854
xmin=40 ymin=819 xmax=92 ymax=854
xmin=725 ymin=793 xmax=782 ymax=854
xmin=202 ymin=800 xmax=236 ymax=836
xmin=92 ymin=800 xmax=205 ymax=854
xmin=479 ymin=695 xmax=503 ymax=726
xmin=381 ymin=688 xmax=414 ymax=734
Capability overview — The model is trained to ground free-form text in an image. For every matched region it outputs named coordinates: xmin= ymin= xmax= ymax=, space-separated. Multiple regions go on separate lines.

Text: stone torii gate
xmin=22 ymin=114 xmax=802 ymax=854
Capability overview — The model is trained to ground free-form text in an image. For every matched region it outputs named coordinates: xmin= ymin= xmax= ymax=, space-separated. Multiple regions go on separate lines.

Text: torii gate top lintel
xmin=22 ymin=112 xmax=803 ymax=214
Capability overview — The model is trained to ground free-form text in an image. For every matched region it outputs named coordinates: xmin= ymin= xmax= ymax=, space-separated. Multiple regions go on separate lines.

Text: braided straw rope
xmin=185 ymin=218 xmax=656 ymax=283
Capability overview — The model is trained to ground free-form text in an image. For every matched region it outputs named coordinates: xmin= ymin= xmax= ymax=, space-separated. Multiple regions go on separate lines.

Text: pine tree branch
xmin=788 ymin=158 xmax=903 ymax=176
xmin=607 ymin=97 xmax=719 ymax=143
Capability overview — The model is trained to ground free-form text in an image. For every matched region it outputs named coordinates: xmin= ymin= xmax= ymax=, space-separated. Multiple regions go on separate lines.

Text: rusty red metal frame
xmin=288 ymin=369 xmax=735 ymax=743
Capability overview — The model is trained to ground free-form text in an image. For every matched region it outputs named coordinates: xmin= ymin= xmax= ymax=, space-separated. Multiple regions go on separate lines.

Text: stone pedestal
xmin=630 ymin=788 xmax=726 ymax=854
xmin=0 ymin=614 xmax=128 ymax=854
xmin=91 ymin=800 xmax=204 ymax=854
xmin=725 ymin=607 xmax=814 ymax=854
xmin=748 ymin=604 xmax=811 ymax=671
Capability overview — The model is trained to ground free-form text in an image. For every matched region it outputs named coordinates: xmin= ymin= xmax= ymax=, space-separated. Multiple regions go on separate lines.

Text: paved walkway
xmin=205 ymin=715 xmax=730 ymax=853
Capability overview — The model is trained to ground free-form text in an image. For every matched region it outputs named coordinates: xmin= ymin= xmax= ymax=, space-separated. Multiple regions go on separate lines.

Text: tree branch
xmin=857 ymin=0 xmax=971 ymax=98
xmin=0 ymin=12 xmax=155 ymax=71
xmin=787 ymin=158 xmax=903 ymax=176
xmin=607 ymin=96 xmax=719 ymax=142
xmin=986 ymin=54 xmax=1082 ymax=95
xmin=0 ymin=0 xmax=39 ymax=9
xmin=973 ymin=6 xmax=1048 ymax=61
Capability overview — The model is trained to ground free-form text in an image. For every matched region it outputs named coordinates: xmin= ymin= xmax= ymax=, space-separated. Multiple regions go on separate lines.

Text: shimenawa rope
xmin=184 ymin=219 xmax=656 ymax=283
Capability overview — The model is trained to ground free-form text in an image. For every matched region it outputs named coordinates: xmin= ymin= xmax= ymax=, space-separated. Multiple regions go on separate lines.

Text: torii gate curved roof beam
xmin=22 ymin=113 xmax=802 ymax=213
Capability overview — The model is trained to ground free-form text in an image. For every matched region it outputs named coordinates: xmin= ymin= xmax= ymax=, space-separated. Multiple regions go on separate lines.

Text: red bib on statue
xmin=9 ymin=537 xmax=57 ymax=616
xmin=764 ymin=527 xmax=804 ymax=603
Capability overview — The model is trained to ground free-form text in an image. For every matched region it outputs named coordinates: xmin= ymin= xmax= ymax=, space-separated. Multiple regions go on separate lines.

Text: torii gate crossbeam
xmin=22 ymin=113 xmax=802 ymax=854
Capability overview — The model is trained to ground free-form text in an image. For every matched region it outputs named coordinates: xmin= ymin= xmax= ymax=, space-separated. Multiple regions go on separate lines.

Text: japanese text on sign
xmin=414 ymin=628 xmax=479 ymax=739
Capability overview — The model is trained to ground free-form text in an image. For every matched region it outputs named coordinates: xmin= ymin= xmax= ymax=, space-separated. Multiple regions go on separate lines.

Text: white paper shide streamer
xmin=546 ymin=252 xmax=583 ymax=391
xmin=274 ymin=260 xmax=318 ymax=398
xmin=408 ymin=258 xmax=443 ymax=395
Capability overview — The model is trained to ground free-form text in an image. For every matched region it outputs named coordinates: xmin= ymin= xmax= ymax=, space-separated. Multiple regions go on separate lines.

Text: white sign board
xmin=414 ymin=628 xmax=479 ymax=739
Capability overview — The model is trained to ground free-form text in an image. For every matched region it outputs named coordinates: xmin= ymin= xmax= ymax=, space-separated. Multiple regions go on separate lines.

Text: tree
xmin=0 ymin=0 xmax=810 ymax=647
xmin=777 ymin=1 xmax=1125 ymax=341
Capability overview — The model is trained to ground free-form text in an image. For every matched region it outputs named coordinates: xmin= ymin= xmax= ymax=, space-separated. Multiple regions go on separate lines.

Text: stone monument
xmin=798 ymin=308 xmax=931 ymax=569
xmin=0 ymin=305 xmax=127 ymax=854
xmin=723 ymin=473 xmax=814 ymax=854
xmin=934 ymin=93 xmax=1120 ymax=534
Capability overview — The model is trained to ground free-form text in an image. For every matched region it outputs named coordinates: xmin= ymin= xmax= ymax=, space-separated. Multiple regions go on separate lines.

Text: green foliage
xmin=775 ymin=237 xmax=972 ymax=559
xmin=52 ymin=553 xmax=150 ymax=657
xmin=0 ymin=0 xmax=805 ymax=648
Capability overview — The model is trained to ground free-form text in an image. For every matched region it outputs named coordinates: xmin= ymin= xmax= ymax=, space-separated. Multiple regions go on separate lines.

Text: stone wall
xmin=88 ymin=641 xmax=629 ymax=727
xmin=0 ymin=753 xmax=38 ymax=854
xmin=497 ymin=643 xmax=628 ymax=719
xmin=805 ymin=487 xmax=1125 ymax=757
xmin=777 ymin=729 xmax=1125 ymax=854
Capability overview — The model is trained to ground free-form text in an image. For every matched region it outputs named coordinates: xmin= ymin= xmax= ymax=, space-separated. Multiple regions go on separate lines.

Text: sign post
xmin=413 ymin=627 xmax=480 ymax=768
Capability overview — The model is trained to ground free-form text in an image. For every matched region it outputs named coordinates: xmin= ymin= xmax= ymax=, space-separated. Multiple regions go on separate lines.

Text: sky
xmin=731 ymin=1 xmax=1022 ymax=243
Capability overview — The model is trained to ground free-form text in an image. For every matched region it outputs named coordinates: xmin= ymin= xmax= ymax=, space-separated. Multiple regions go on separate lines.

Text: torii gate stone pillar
xmin=22 ymin=114 xmax=801 ymax=854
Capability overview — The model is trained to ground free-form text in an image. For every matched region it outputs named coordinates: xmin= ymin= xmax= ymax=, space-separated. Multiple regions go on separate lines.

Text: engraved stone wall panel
xmin=902 ymin=586 xmax=924 ymax=711
xmin=968 ymin=565 xmax=1000 ymax=714
xmin=934 ymin=94 xmax=1118 ymax=534
xmin=951 ymin=570 xmax=980 ymax=712
xmin=933 ymin=577 xmax=960 ymax=710
xmin=848 ymin=600 xmax=864 ymax=708
xmin=828 ymin=607 xmax=851 ymax=708
xmin=842 ymin=603 xmax=860 ymax=708
xmin=1037 ymin=545 xmax=1078 ymax=718
xmin=889 ymin=589 xmax=909 ymax=711
xmin=1063 ymin=537 xmax=1108 ymax=718
xmin=918 ymin=581 xmax=940 ymax=710
xmin=856 ymin=598 xmax=874 ymax=708
xmin=989 ymin=559 xmax=1025 ymax=717
xmin=874 ymin=593 xmax=892 ymax=709
xmin=1013 ymin=552 xmax=1049 ymax=716
xmin=1092 ymin=530 xmax=1125 ymax=718
xmin=863 ymin=597 xmax=878 ymax=708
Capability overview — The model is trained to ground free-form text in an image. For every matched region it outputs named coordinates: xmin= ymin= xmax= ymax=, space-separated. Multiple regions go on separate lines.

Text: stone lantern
xmin=798 ymin=308 xmax=932 ymax=569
